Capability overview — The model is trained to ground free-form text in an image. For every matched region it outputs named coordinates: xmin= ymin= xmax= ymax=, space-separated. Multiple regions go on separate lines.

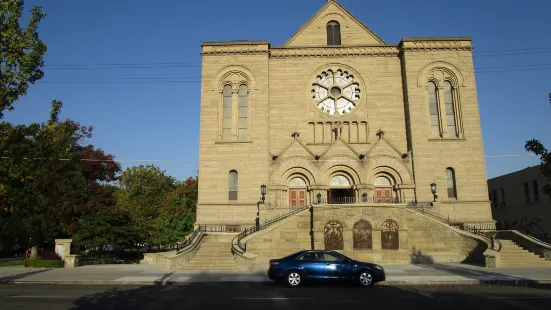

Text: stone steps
xmin=179 ymin=234 xmax=239 ymax=270
xmin=497 ymin=239 xmax=550 ymax=267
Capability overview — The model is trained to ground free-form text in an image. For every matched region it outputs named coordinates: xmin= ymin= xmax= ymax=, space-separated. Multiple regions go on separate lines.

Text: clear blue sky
xmin=5 ymin=0 xmax=551 ymax=181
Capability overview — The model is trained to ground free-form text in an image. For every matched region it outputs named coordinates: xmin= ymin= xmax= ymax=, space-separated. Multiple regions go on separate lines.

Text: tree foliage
xmin=525 ymin=139 xmax=551 ymax=198
xmin=72 ymin=208 xmax=138 ymax=249
xmin=0 ymin=101 xmax=121 ymax=249
xmin=0 ymin=0 xmax=47 ymax=118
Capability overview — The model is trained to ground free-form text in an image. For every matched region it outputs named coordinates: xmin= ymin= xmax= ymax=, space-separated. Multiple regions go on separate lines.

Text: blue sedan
xmin=268 ymin=250 xmax=385 ymax=287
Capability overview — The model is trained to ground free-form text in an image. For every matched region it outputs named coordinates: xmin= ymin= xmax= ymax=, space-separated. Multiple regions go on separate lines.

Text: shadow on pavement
xmin=67 ymin=281 xmax=551 ymax=310
xmin=409 ymin=250 xmax=551 ymax=290
xmin=0 ymin=268 xmax=50 ymax=283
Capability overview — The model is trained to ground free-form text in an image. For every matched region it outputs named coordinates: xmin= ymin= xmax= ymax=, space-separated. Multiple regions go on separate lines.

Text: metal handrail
xmin=315 ymin=197 xmax=404 ymax=205
xmin=406 ymin=203 xmax=502 ymax=252
xmin=176 ymin=225 xmax=207 ymax=255
xmin=231 ymin=206 xmax=310 ymax=255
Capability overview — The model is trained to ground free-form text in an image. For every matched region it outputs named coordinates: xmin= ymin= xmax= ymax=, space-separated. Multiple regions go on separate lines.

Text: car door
xmin=296 ymin=252 xmax=326 ymax=279
xmin=319 ymin=252 xmax=352 ymax=279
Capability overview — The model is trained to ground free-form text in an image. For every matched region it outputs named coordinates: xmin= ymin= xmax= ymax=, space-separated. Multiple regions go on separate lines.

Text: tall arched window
xmin=327 ymin=21 xmax=341 ymax=46
xmin=222 ymin=85 xmax=232 ymax=141
xmin=444 ymin=81 xmax=457 ymax=137
xmin=238 ymin=85 xmax=248 ymax=141
xmin=229 ymin=170 xmax=238 ymax=200
xmin=428 ymin=81 xmax=441 ymax=136
xmin=446 ymin=168 xmax=457 ymax=199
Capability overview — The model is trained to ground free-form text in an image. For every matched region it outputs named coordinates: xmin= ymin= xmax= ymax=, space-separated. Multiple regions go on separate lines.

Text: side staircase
xmin=177 ymin=234 xmax=241 ymax=270
xmin=498 ymin=240 xmax=551 ymax=267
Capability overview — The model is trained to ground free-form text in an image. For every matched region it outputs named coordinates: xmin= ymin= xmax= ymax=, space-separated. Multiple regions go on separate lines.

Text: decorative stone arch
xmin=324 ymin=220 xmax=344 ymax=250
xmin=381 ymin=219 xmax=399 ymax=250
xmin=270 ymin=157 xmax=320 ymax=186
xmin=317 ymin=215 xmax=349 ymax=230
xmin=353 ymin=219 xmax=373 ymax=250
xmin=323 ymin=163 xmax=362 ymax=186
xmin=212 ymin=65 xmax=257 ymax=91
xmin=366 ymin=155 xmax=413 ymax=185
xmin=282 ymin=168 xmax=315 ymax=187
xmin=319 ymin=12 xmax=350 ymax=29
xmin=416 ymin=61 xmax=465 ymax=88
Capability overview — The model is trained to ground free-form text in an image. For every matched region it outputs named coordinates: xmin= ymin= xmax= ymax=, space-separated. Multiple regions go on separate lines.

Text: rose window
xmin=312 ymin=69 xmax=360 ymax=115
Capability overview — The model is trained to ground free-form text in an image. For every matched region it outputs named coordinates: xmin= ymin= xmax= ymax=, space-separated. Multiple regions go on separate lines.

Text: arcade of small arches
xmin=324 ymin=219 xmax=399 ymax=251
xmin=273 ymin=163 xmax=413 ymax=207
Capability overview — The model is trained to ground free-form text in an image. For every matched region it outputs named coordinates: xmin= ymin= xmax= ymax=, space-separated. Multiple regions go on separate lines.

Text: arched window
xmin=374 ymin=176 xmax=392 ymax=186
xmin=381 ymin=219 xmax=399 ymax=250
xmin=444 ymin=81 xmax=457 ymax=137
xmin=329 ymin=175 xmax=351 ymax=187
xmin=222 ymin=85 xmax=232 ymax=141
xmin=327 ymin=21 xmax=341 ymax=46
xmin=427 ymin=81 xmax=441 ymax=136
xmin=324 ymin=220 xmax=344 ymax=250
xmin=289 ymin=177 xmax=307 ymax=187
xmin=446 ymin=168 xmax=457 ymax=199
xmin=238 ymin=85 xmax=248 ymax=141
xmin=353 ymin=220 xmax=372 ymax=250
xmin=229 ymin=170 xmax=238 ymax=200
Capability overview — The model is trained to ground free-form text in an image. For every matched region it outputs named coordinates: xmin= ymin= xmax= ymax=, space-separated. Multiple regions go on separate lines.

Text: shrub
xmin=24 ymin=259 xmax=64 ymax=268
xmin=0 ymin=260 xmax=25 ymax=267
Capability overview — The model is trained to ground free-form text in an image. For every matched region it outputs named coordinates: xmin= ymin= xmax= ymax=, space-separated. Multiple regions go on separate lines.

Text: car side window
xmin=296 ymin=253 xmax=319 ymax=261
xmin=321 ymin=253 xmax=344 ymax=262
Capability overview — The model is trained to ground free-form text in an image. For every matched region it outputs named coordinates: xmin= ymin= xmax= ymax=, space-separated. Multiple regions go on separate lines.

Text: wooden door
xmin=289 ymin=189 xmax=307 ymax=207
xmin=375 ymin=188 xmax=392 ymax=203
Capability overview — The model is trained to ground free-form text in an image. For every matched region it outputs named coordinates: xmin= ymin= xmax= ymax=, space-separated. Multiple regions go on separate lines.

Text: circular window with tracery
xmin=312 ymin=69 xmax=360 ymax=116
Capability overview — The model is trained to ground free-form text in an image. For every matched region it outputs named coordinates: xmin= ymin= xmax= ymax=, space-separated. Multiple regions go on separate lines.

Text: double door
xmin=289 ymin=189 xmax=306 ymax=207
xmin=374 ymin=188 xmax=393 ymax=203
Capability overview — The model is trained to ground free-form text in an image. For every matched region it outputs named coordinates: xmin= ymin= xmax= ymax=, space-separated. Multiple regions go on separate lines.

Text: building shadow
xmin=68 ymin=280 xmax=551 ymax=310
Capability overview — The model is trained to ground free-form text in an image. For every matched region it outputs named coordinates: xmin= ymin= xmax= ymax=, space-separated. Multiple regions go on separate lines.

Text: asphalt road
xmin=1 ymin=283 xmax=551 ymax=310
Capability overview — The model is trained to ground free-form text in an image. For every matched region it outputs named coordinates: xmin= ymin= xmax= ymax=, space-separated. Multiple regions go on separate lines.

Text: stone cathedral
xmin=194 ymin=0 xmax=495 ymax=265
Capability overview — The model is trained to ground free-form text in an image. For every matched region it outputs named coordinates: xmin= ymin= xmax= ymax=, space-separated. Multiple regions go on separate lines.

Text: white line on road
xmin=415 ymin=291 xmax=434 ymax=299
xmin=6 ymin=296 xmax=72 ymax=299
xmin=234 ymin=298 xmax=315 ymax=300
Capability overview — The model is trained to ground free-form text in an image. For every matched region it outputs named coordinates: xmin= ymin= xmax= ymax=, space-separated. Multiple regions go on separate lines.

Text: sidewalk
xmin=1 ymin=263 xmax=551 ymax=286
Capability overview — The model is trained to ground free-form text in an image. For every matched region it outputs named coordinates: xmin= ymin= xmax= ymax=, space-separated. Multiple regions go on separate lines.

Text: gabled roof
xmin=284 ymin=0 xmax=386 ymax=47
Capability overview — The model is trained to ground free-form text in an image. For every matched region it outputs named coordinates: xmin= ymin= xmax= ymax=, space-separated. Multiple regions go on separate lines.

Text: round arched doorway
xmin=328 ymin=174 xmax=354 ymax=204
xmin=374 ymin=175 xmax=394 ymax=203
xmin=288 ymin=177 xmax=307 ymax=207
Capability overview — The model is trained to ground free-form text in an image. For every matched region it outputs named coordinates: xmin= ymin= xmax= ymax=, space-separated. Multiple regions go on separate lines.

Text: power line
xmin=0 ymin=154 xmax=538 ymax=163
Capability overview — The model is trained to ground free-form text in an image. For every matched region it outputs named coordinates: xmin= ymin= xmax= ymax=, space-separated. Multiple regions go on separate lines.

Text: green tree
xmin=1 ymin=0 xmax=47 ymax=118
xmin=525 ymin=139 xmax=551 ymax=199
xmin=149 ymin=177 xmax=198 ymax=247
xmin=72 ymin=208 xmax=138 ymax=250
xmin=117 ymin=165 xmax=176 ymax=243
xmin=0 ymin=101 xmax=120 ymax=257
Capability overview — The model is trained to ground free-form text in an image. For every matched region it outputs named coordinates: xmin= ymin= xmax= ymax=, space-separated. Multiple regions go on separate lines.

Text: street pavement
xmin=2 ymin=263 xmax=551 ymax=285
xmin=1 ymin=283 xmax=551 ymax=310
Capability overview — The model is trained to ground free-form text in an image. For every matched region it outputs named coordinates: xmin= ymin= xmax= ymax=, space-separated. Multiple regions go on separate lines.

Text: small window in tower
xmin=327 ymin=21 xmax=341 ymax=46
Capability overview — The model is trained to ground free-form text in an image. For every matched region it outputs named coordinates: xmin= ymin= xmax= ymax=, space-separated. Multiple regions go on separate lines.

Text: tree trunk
xmin=30 ymin=246 xmax=38 ymax=259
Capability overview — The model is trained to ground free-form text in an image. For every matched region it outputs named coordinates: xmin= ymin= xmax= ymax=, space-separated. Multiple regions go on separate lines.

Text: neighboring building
xmin=195 ymin=0 xmax=494 ymax=263
xmin=488 ymin=166 xmax=551 ymax=238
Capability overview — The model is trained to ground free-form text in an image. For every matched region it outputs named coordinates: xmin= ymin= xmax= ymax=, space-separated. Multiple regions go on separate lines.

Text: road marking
xmin=234 ymin=297 xmax=315 ymax=300
xmin=6 ymin=296 xmax=71 ymax=299
xmin=415 ymin=291 xmax=434 ymax=299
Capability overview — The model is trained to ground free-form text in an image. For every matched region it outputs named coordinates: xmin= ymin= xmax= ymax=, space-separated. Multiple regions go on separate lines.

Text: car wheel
xmin=358 ymin=270 xmax=374 ymax=287
xmin=286 ymin=271 xmax=302 ymax=287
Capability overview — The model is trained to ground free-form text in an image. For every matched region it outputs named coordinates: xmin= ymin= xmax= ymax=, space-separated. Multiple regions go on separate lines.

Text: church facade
xmin=196 ymin=0 xmax=493 ymax=243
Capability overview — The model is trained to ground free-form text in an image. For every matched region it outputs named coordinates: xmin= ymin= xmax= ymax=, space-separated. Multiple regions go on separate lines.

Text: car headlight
xmin=374 ymin=265 xmax=384 ymax=271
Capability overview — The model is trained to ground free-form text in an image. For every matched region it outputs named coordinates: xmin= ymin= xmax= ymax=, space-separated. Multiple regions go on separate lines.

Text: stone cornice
xmin=270 ymin=45 xmax=399 ymax=58
xmin=400 ymin=38 xmax=473 ymax=52
xmin=201 ymin=43 xmax=270 ymax=56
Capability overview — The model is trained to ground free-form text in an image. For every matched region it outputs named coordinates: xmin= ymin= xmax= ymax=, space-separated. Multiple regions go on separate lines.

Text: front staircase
xmin=498 ymin=240 xmax=551 ymax=267
xmin=178 ymin=234 xmax=240 ymax=270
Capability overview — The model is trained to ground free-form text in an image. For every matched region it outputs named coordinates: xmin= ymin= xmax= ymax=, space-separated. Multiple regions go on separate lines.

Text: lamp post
xmin=316 ymin=192 xmax=322 ymax=204
xmin=430 ymin=182 xmax=438 ymax=202
xmin=256 ymin=184 xmax=267 ymax=230
xmin=362 ymin=192 xmax=368 ymax=203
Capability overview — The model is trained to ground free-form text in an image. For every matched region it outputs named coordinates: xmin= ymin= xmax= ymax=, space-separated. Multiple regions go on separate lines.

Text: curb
xmin=3 ymin=279 xmax=551 ymax=286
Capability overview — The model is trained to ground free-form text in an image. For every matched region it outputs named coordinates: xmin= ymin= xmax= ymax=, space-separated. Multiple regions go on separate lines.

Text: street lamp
xmin=430 ymin=182 xmax=438 ymax=202
xmin=316 ymin=192 xmax=322 ymax=204
xmin=256 ymin=184 xmax=267 ymax=230
xmin=362 ymin=192 xmax=368 ymax=203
